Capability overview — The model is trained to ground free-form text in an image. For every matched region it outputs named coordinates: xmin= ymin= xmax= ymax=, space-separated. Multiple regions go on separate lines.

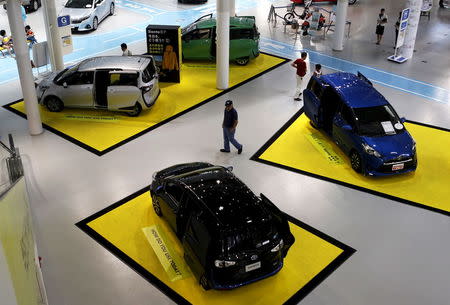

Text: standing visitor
xmin=376 ymin=8 xmax=388 ymax=45
xmin=291 ymin=52 xmax=308 ymax=101
xmin=313 ymin=64 xmax=322 ymax=77
xmin=121 ymin=43 xmax=132 ymax=56
xmin=220 ymin=100 xmax=243 ymax=154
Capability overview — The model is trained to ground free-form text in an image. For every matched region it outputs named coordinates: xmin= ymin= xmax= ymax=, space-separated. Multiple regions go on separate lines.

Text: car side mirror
xmin=63 ymin=82 xmax=68 ymax=88
xmin=342 ymin=124 xmax=352 ymax=131
xmin=226 ymin=166 xmax=233 ymax=172
xmin=400 ymin=117 xmax=406 ymax=123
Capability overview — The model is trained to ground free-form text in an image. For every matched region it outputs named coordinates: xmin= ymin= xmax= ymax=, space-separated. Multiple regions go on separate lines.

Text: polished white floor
xmin=0 ymin=1 xmax=449 ymax=305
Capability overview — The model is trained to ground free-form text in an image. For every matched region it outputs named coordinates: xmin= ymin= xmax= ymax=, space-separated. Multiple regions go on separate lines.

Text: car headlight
xmin=362 ymin=143 xmax=381 ymax=158
xmin=72 ymin=15 xmax=90 ymax=23
xmin=214 ymin=260 xmax=236 ymax=268
xmin=152 ymin=172 xmax=157 ymax=179
xmin=271 ymin=239 xmax=284 ymax=253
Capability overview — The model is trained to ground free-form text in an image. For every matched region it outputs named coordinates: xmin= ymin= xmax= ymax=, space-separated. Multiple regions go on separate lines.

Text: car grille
xmin=378 ymin=156 xmax=416 ymax=173
xmin=213 ymin=252 xmax=282 ymax=287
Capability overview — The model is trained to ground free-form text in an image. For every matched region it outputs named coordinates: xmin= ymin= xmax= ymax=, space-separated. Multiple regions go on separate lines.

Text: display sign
xmin=57 ymin=16 xmax=73 ymax=55
xmin=57 ymin=15 xmax=70 ymax=27
xmin=146 ymin=25 xmax=181 ymax=83
xmin=396 ymin=8 xmax=410 ymax=48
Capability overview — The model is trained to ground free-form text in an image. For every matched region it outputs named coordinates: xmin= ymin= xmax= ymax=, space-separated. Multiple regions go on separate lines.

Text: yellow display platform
xmin=4 ymin=53 xmax=287 ymax=156
xmin=251 ymin=109 xmax=450 ymax=217
xmin=76 ymin=187 xmax=355 ymax=305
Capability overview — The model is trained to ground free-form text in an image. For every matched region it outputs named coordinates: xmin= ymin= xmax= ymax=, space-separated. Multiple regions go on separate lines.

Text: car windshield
xmin=54 ymin=66 xmax=77 ymax=83
xmin=182 ymin=23 xmax=196 ymax=35
xmin=65 ymin=0 xmax=93 ymax=8
xmin=354 ymin=105 xmax=404 ymax=137
xmin=223 ymin=221 xmax=277 ymax=254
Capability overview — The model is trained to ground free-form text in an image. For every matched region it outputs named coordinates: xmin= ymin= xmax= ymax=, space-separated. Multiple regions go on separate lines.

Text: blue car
xmin=303 ymin=72 xmax=417 ymax=176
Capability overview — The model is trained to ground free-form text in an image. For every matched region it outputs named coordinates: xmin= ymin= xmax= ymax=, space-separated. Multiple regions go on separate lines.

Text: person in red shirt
xmin=291 ymin=52 xmax=308 ymax=101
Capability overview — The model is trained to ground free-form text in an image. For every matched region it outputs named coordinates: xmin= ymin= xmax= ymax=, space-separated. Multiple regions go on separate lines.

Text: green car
xmin=182 ymin=14 xmax=260 ymax=65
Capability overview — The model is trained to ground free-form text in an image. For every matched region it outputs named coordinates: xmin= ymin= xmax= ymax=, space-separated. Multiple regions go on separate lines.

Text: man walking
xmin=220 ymin=100 xmax=243 ymax=154
xmin=291 ymin=52 xmax=308 ymax=101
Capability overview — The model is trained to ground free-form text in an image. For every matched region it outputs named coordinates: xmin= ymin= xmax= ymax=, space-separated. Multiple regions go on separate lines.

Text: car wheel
xmin=200 ymin=275 xmax=210 ymax=290
xmin=235 ymin=57 xmax=249 ymax=66
xmin=350 ymin=150 xmax=362 ymax=173
xmin=152 ymin=194 xmax=162 ymax=216
xmin=348 ymin=0 xmax=357 ymax=5
xmin=109 ymin=3 xmax=115 ymax=15
xmin=32 ymin=0 xmax=39 ymax=11
xmin=127 ymin=103 xmax=142 ymax=117
xmin=45 ymin=96 xmax=64 ymax=112
xmin=284 ymin=12 xmax=295 ymax=24
xmin=92 ymin=17 xmax=98 ymax=31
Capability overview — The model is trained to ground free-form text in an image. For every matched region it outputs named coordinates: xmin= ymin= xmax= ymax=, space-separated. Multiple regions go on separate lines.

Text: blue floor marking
xmin=0 ymin=0 xmax=447 ymax=105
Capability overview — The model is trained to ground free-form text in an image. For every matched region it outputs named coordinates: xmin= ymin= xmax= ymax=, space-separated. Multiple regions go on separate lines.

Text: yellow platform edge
xmin=3 ymin=52 xmax=289 ymax=156
xmin=76 ymin=186 xmax=355 ymax=305
xmin=250 ymin=108 xmax=450 ymax=217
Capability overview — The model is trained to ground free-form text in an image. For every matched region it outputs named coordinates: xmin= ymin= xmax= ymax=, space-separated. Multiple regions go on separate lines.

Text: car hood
xmin=59 ymin=7 xmax=92 ymax=19
xmin=36 ymin=71 xmax=60 ymax=86
xmin=361 ymin=130 xmax=415 ymax=159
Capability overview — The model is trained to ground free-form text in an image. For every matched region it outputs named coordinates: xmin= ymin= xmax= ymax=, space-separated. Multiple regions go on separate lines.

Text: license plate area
xmin=392 ymin=163 xmax=404 ymax=171
xmin=245 ymin=261 xmax=261 ymax=272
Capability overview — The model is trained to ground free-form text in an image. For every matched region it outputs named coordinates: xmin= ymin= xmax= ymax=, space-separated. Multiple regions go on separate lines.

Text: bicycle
xmin=284 ymin=0 xmax=357 ymax=24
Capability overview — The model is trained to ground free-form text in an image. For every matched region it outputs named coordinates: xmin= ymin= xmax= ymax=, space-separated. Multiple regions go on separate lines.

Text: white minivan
xmin=36 ymin=56 xmax=160 ymax=116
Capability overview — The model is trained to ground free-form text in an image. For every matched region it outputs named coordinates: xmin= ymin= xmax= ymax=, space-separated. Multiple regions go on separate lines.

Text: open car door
xmin=107 ymin=71 xmax=141 ymax=110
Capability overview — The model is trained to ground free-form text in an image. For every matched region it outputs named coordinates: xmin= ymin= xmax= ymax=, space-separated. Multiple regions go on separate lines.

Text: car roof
xmin=77 ymin=56 xmax=151 ymax=72
xmin=196 ymin=16 xmax=256 ymax=30
xmin=320 ymin=72 xmax=389 ymax=108
xmin=173 ymin=167 xmax=269 ymax=228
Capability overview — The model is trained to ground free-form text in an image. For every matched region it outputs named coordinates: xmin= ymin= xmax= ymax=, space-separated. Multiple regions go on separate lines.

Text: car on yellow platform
xmin=35 ymin=56 xmax=160 ymax=116
xmin=181 ymin=14 xmax=260 ymax=65
xmin=150 ymin=162 xmax=295 ymax=290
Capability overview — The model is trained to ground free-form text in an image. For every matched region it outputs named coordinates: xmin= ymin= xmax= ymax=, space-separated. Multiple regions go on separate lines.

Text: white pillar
xmin=400 ymin=0 xmax=423 ymax=59
xmin=332 ymin=0 xmax=348 ymax=51
xmin=230 ymin=0 xmax=236 ymax=17
xmin=7 ymin=0 xmax=43 ymax=135
xmin=216 ymin=0 xmax=230 ymax=90
xmin=42 ymin=0 xmax=64 ymax=70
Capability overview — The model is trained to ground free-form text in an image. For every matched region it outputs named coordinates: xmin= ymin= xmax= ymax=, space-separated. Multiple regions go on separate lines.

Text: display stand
xmin=146 ymin=25 xmax=181 ymax=83
xmin=388 ymin=8 xmax=410 ymax=63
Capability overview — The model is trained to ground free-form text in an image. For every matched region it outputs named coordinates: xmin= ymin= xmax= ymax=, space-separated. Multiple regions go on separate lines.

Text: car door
xmin=158 ymin=182 xmax=184 ymax=232
xmin=58 ymin=71 xmax=94 ymax=107
xmin=332 ymin=103 xmax=356 ymax=154
xmin=141 ymin=62 xmax=159 ymax=106
xmin=106 ymin=71 xmax=141 ymax=110
xmin=182 ymin=212 xmax=209 ymax=279
xmin=303 ymin=77 xmax=324 ymax=127
xmin=229 ymin=28 xmax=252 ymax=60
xmin=182 ymin=28 xmax=212 ymax=60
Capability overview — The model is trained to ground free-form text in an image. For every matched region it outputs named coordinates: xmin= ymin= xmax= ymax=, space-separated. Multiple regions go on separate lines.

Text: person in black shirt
xmin=221 ymin=100 xmax=243 ymax=154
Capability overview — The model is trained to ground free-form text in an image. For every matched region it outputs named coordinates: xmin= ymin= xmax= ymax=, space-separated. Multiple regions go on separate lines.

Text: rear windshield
xmin=354 ymin=105 xmax=404 ymax=137
xmin=222 ymin=221 xmax=277 ymax=254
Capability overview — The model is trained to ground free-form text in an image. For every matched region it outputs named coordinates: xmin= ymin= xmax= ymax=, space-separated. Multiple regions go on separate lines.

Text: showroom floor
xmin=0 ymin=1 xmax=449 ymax=305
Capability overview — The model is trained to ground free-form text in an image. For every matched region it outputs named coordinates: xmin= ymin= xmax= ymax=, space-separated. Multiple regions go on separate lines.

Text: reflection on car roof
xmin=77 ymin=56 xmax=151 ymax=72
xmin=321 ymin=72 xmax=389 ymax=109
xmin=178 ymin=168 xmax=268 ymax=227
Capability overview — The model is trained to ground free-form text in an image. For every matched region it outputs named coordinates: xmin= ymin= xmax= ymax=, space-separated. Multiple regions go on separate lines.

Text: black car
xmin=150 ymin=162 xmax=295 ymax=290
xmin=178 ymin=0 xmax=207 ymax=4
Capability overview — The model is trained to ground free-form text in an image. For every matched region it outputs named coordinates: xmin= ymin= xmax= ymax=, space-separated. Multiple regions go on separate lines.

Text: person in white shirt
xmin=121 ymin=43 xmax=132 ymax=56
xmin=376 ymin=8 xmax=388 ymax=45
xmin=313 ymin=64 xmax=322 ymax=77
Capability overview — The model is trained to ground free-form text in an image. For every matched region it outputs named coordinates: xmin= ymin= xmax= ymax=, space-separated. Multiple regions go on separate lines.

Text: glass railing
xmin=0 ymin=135 xmax=23 ymax=196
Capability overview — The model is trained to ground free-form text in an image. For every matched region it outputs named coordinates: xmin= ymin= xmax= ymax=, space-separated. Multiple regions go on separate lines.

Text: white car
xmin=59 ymin=0 xmax=115 ymax=31
xmin=36 ymin=56 xmax=160 ymax=116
